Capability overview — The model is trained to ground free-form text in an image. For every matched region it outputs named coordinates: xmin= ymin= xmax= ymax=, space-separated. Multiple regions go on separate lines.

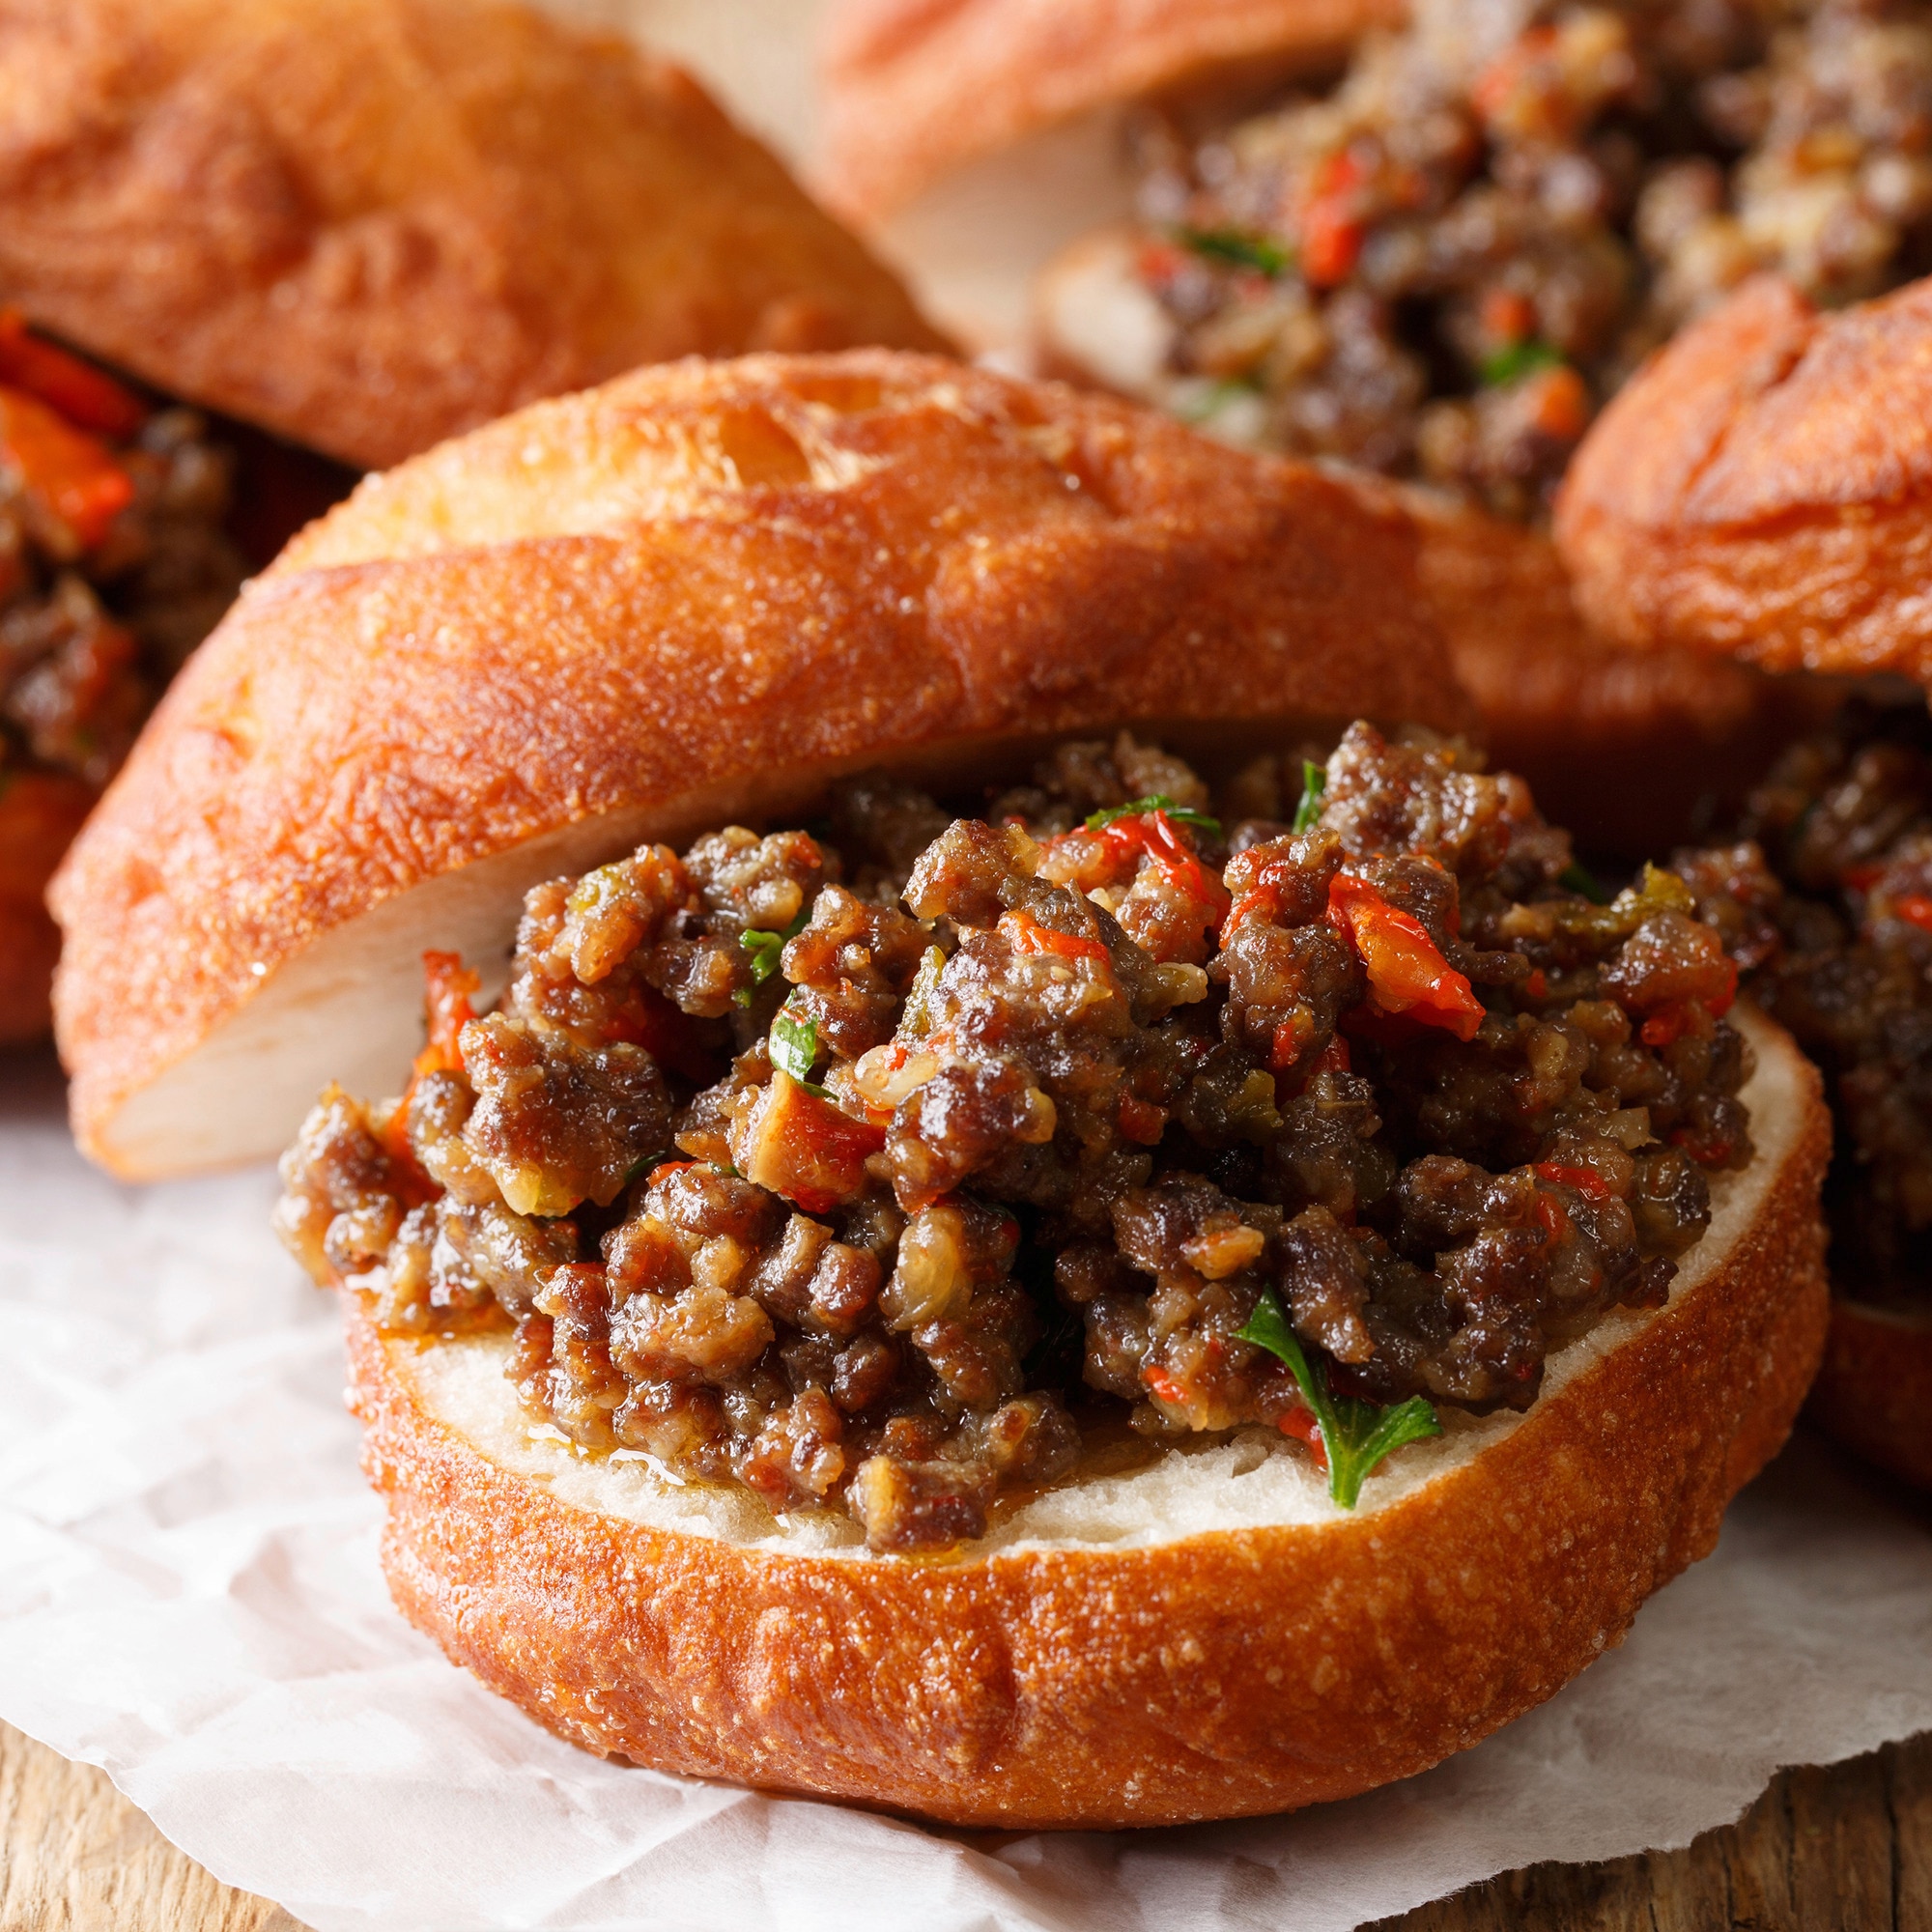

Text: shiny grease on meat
xmin=278 ymin=724 xmax=1752 ymax=1552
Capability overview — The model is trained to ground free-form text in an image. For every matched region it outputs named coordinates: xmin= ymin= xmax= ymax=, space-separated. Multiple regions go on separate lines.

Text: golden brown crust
xmin=819 ymin=0 xmax=1396 ymax=219
xmin=1410 ymin=500 xmax=1846 ymax=859
xmin=0 ymin=0 xmax=948 ymax=471
xmin=50 ymin=350 xmax=1472 ymax=1177
xmin=345 ymin=1012 xmax=1831 ymax=1830
xmin=1554 ymin=273 xmax=1932 ymax=679
xmin=1807 ymin=1298 xmax=1932 ymax=1492
xmin=0 ymin=771 xmax=92 ymax=1044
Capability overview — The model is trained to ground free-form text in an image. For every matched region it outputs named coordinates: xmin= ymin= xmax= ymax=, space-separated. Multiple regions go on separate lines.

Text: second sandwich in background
xmin=0 ymin=0 xmax=947 ymax=1042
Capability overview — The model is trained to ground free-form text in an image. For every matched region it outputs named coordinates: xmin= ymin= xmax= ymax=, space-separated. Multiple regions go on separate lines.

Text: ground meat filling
xmin=277 ymin=724 xmax=1752 ymax=1552
xmin=1120 ymin=0 xmax=1932 ymax=518
xmin=0 ymin=313 xmax=244 ymax=798
xmin=1678 ymin=700 xmax=1932 ymax=1308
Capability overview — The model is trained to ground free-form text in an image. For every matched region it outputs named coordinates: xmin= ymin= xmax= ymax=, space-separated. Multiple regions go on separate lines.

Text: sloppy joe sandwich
xmin=0 ymin=0 xmax=947 ymax=1042
xmin=1557 ymin=274 xmax=1932 ymax=1491
xmin=57 ymin=352 xmax=1829 ymax=1825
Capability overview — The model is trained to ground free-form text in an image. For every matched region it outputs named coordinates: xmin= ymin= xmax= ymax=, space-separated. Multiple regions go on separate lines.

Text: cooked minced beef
xmin=278 ymin=724 xmax=1752 ymax=1551
xmin=0 ymin=318 xmax=245 ymax=794
xmin=1121 ymin=0 xmax=1932 ymax=518
xmin=1678 ymin=698 xmax=1932 ymax=1309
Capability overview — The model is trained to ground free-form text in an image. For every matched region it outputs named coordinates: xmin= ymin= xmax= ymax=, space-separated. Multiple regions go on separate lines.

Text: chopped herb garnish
xmin=1178 ymin=226 xmax=1291 ymax=277
xmin=1480 ymin=338 xmax=1565 ymax=388
xmin=1086 ymin=794 xmax=1223 ymax=838
xmin=1237 ymin=1290 xmax=1442 ymax=1508
xmin=770 ymin=1000 xmax=828 ymax=1095
xmin=1292 ymin=759 xmax=1327 ymax=834
xmin=1558 ymin=860 xmax=1611 ymax=905
xmin=735 ymin=909 xmax=810 ymax=1007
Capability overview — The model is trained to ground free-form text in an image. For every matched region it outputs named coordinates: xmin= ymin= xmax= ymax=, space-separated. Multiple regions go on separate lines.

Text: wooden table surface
xmin=4 ymin=1717 xmax=1927 ymax=1930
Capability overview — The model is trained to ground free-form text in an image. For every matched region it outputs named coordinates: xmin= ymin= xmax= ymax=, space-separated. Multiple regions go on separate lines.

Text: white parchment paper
xmin=3 ymin=1051 xmax=1931 ymax=1932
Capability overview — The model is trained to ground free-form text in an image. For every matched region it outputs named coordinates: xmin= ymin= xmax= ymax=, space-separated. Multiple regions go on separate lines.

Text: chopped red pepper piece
xmin=1276 ymin=1404 xmax=1328 ymax=1468
xmin=415 ymin=951 xmax=479 ymax=1076
xmin=1300 ymin=151 xmax=1367 ymax=287
xmin=1000 ymin=908 xmax=1114 ymax=968
xmin=0 ymin=384 xmax=134 ymax=548
xmin=646 ymin=1161 xmax=696 ymax=1188
xmin=0 ymin=311 xmax=146 ymax=438
xmin=1891 ymin=894 xmax=1932 ymax=934
xmin=1326 ymin=874 xmax=1485 ymax=1040
xmin=1533 ymin=1160 xmax=1613 ymax=1204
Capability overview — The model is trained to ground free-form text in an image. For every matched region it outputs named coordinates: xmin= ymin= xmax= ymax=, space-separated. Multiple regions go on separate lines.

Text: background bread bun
xmin=50 ymin=349 xmax=1470 ymax=1178
xmin=819 ymin=0 xmax=1396 ymax=221
xmin=1555 ymin=273 xmax=1932 ymax=681
xmin=1807 ymin=1301 xmax=1932 ymax=1492
xmin=0 ymin=0 xmax=948 ymax=472
xmin=1406 ymin=499 xmax=1848 ymax=861
xmin=347 ymin=1005 xmax=1827 ymax=1828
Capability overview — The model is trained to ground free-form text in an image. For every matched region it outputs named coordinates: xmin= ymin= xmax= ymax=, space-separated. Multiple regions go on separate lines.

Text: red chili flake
xmin=1301 ymin=151 xmax=1368 ymax=286
xmin=1639 ymin=1002 xmax=1698 ymax=1049
xmin=1270 ymin=1017 xmax=1311 ymax=1073
xmin=1144 ymin=1365 xmax=1189 ymax=1407
xmin=646 ymin=1161 xmax=696 ymax=1188
xmin=1670 ymin=1126 xmax=1734 ymax=1167
xmin=1892 ymin=894 xmax=1932 ymax=934
xmin=1118 ymin=1094 xmax=1167 ymax=1145
xmin=1524 ymin=967 xmax=1548 ymax=1001
xmin=1533 ymin=1160 xmax=1613 ymax=1203
xmin=1277 ymin=1406 xmax=1328 ymax=1469
xmin=1535 ymin=1193 xmax=1569 ymax=1244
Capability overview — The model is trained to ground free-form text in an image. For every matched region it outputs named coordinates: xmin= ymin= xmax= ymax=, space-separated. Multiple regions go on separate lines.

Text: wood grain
xmin=4 ymin=1717 xmax=1929 ymax=1929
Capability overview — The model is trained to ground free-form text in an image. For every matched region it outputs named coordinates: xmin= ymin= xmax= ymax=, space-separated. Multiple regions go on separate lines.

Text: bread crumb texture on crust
xmin=348 ymin=1006 xmax=1828 ymax=1829
xmin=1555 ymin=272 xmax=1932 ymax=680
xmin=1808 ymin=1298 xmax=1932 ymax=1491
xmin=0 ymin=0 xmax=947 ymax=471
xmin=818 ymin=0 xmax=1399 ymax=219
xmin=51 ymin=351 xmax=1471 ymax=1178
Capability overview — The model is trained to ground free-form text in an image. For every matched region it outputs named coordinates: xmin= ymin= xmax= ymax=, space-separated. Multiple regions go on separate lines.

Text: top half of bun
xmin=1554 ymin=272 xmax=1932 ymax=684
xmin=0 ymin=0 xmax=948 ymax=470
xmin=49 ymin=349 xmax=1471 ymax=1180
xmin=817 ymin=0 xmax=1397 ymax=221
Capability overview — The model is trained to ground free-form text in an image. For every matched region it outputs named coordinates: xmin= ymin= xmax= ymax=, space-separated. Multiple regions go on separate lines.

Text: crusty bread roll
xmin=0 ymin=0 xmax=949 ymax=473
xmin=1807 ymin=1300 xmax=1932 ymax=1493
xmin=1554 ymin=274 xmax=1932 ymax=680
xmin=50 ymin=350 xmax=1471 ymax=1178
xmin=819 ymin=0 xmax=1396 ymax=221
xmin=346 ymin=1002 xmax=1827 ymax=1828
xmin=1408 ymin=500 xmax=1848 ymax=861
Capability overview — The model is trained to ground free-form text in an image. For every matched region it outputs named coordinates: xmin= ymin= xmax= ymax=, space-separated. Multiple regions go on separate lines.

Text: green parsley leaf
xmin=1086 ymin=793 xmax=1223 ymax=838
xmin=1557 ymin=859 xmax=1611 ymax=905
xmin=1291 ymin=759 xmax=1327 ymax=834
xmin=1480 ymin=338 xmax=1565 ymax=388
xmin=740 ymin=907 xmax=810 ymax=983
xmin=1237 ymin=1289 xmax=1442 ymax=1508
xmin=1178 ymin=226 xmax=1290 ymax=277
xmin=770 ymin=1001 xmax=828 ymax=1096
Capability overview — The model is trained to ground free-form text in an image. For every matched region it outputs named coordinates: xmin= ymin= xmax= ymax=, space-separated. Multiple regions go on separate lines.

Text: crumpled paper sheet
xmin=3 ymin=1054 xmax=1932 ymax=1932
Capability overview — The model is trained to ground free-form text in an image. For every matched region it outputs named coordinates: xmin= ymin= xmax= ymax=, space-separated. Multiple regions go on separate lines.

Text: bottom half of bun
xmin=345 ymin=1009 xmax=1830 ymax=1829
xmin=1807 ymin=1296 xmax=1932 ymax=1492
